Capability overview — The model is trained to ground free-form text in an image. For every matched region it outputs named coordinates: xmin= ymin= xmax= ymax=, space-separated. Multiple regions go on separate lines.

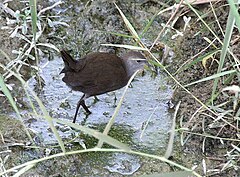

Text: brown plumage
xmin=60 ymin=50 xmax=146 ymax=123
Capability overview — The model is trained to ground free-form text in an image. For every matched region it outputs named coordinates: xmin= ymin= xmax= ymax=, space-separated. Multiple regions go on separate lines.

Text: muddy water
xmin=1 ymin=1 xmax=174 ymax=176
xmin=29 ymin=55 xmax=172 ymax=143
xmin=26 ymin=54 xmax=173 ymax=175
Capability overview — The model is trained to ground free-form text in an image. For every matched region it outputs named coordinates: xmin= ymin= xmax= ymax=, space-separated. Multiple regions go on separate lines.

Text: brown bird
xmin=60 ymin=50 xmax=146 ymax=123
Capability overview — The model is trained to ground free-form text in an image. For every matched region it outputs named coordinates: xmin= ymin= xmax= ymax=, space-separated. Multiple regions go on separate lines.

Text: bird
xmin=60 ymin=49 xmax=146 ymax=123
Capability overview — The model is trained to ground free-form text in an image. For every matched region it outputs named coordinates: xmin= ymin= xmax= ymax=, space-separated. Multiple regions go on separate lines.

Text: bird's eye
xmin=136 ymin=59 xmax=146 ymax=63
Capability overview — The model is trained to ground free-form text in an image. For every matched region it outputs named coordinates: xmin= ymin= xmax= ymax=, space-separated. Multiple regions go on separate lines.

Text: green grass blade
xmin=36 ymin=43 xmax=60 ymax=52
xmin=114 ymin=3 xmax=140 ymax=41
xmin=0 ymin=75 xmax=20 ymax=117
xmin=12 ymin=164 xmax=35 ymax=177
xmin=139 ymin=171 xmax=194 ymax=177
xmin=54 ymin=119 xmax=130 ymax=151
xmin=0 ymin=148 xmax=201 ymax=177
xmin=0 ymin=74 xmax=34 ymax=144
xmin=140 ymin=13 xmax=158 ymax=37
xmin=185 ymin=70 xmax=236 ymax=87
xmin=101 ymin=43 xmax=147 ymax=51
xmin=27 ymin=87 xmax=66 ymax=153
xmin=211 ymin=5 xmax=236 ymax=103
xmin=185 ymin=1 xmax=222 ymax=45
xmin=227 ymin=0 xmax=240 ymax=30
xmin=174 ymin=49 xmax=220 ymax=74
xmin=96 ymin=30 xmax=133 ymax=38
xmin=29 ymin=0 xmax=37 ymax=42
xmin=0 ymin=67 xmax=66 ymax=153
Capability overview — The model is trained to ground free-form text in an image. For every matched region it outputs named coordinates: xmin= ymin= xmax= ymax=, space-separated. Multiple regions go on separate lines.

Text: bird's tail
xmin=60 ymin=50 xmax=77 ymax=68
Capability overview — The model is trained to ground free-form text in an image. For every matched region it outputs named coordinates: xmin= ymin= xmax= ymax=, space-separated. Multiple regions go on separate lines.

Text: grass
xmin=0 ymin=51 xmax=201 ymax=176
xmin=0 ymin=0 xmax=239 ymax=176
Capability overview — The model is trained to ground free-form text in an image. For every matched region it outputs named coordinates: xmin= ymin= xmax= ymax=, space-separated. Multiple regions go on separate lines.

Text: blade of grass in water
xmin=0 ymin=66 xmax=66 ymax=153
xmin=0 ymin=148 xmax=201 ymax=177
xmin=97 ymin=70 xmax=140 ymax=148
xmin=54 ymin=119 xmax=130 ymax=151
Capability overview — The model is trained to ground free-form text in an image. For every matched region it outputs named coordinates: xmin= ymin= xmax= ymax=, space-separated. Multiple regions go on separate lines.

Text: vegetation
xmin=0 ymin=0 xmax=239 ymax=176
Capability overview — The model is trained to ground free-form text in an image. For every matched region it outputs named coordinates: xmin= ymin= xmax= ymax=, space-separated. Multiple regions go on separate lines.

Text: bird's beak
xmin=130 ymin=58 xmax=146 ymax=61
xmin=59 ymin=68 xmax=66 ymax=74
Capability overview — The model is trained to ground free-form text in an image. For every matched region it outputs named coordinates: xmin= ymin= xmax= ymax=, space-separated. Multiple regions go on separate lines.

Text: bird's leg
xmin=113 ymin=92 xmax=117 ymax=106
xmin=81 ymin=100 xmax=91 ymax=114
xmin=73 ymin=94 xmax=91 ymax=123
xmin=93 ymin=96 xmax=99 ymax=104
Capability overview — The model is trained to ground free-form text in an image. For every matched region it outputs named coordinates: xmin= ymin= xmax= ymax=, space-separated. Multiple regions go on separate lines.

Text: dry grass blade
xmin=164 ymin=102 xmax=181 ymax=159
xmin=114 ymin=3 xmax=140 ymax=41
xmin=97 ymin=70 xmax=140 ymax=148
